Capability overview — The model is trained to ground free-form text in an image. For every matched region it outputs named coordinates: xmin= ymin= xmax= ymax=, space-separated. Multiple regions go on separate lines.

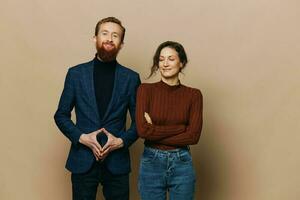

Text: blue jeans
xmin=138 ymin=147 xmax=196 ymax=200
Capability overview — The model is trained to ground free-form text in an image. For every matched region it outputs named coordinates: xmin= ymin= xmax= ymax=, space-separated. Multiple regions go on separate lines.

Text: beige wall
xmin=1 ymin=0 xmax=300 ymax=199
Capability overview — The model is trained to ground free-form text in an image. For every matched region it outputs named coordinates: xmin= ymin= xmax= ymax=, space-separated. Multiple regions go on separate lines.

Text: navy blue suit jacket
xmin=54 ymin=59 xmax=141 ymax=174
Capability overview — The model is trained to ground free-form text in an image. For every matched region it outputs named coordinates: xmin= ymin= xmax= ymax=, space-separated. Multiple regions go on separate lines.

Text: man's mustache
xmin=102 ymin=41 xmax=116 ymax=47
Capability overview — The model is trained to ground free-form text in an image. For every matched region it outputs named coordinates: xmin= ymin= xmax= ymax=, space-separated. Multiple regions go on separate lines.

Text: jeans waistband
xmin=144 ymin=146 xmax=190 ymax=155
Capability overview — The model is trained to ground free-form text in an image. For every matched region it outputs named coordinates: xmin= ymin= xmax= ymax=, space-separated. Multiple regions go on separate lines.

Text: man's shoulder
xmin=117 ymin=63 xmax=139 ymax=77
xmin=68 ymin=60 xmax=93 ymax=73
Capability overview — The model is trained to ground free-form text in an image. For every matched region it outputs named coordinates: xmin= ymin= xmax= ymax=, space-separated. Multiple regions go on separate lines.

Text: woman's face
xmin=158 ymin=47 xmax=183 ymax=79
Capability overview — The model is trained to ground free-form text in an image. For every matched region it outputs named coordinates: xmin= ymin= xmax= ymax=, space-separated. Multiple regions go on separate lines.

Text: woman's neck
xmin=161 ymin=76 xmax=180 ymax=86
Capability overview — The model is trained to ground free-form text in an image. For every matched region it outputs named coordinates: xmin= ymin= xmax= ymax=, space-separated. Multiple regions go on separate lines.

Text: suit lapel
xmin=82 ymin=60 xmax=101 ymax=124
xmin=83 ymin=61 xmax=127 ymax=125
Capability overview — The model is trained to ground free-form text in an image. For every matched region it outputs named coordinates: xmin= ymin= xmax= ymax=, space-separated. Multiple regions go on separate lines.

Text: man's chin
xmin=97 ymin=52 xmax=118 ymax=62
xmin=96 ymin=46 xmax=120 ymax=62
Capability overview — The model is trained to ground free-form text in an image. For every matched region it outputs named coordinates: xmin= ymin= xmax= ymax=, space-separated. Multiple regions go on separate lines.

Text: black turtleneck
xmin=93 ymin=57 xmax=116 ymax=120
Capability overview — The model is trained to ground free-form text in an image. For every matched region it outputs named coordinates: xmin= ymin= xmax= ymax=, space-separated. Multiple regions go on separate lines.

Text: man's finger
xmin=93 ymin=128 xmax=102 ymax=135
xmin=102 ymin=142 xmax=111 ymax=151
xmin=101 ymin=147 xmax=110 ymax=157
xmin=92 ymin=142 xmax=102 ymax=156
xmin=102 ymin=128 xmax=110 ymax=135
xmin=97 ymin=128 xmax=104 ymax=134
xmin=94 ymin=154 xmax=99 ymax=161
xmin=93 ymin=140 xmax=102 ymax=152
xmin=92 ymin=149 xmax=99 ymax=161
xmin=99 ymin=153 xmax=108 ymax=161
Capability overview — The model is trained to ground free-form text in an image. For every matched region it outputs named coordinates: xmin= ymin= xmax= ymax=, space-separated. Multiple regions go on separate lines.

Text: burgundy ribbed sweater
xmin=136 ymin=80 xmax=203 ymax=150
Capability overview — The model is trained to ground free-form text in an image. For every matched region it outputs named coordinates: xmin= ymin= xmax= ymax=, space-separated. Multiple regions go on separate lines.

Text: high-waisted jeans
xmin=138 ymin=147 xmax=196 ymax=200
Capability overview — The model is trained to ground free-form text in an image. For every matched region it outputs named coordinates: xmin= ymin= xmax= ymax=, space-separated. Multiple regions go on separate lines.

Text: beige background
xmin=1 ymin=0 xmax=300 ymax=199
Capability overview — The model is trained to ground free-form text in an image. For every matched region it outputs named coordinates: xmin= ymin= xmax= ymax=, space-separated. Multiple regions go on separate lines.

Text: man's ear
xmin=93 ymin=36 xmax=97 ymax=43
xmin=120 ymin=42 xmax=124 ymax=49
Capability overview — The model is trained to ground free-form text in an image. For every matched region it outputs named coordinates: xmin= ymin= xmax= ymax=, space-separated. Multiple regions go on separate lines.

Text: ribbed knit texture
xmin=136 ymin=80 xmax=203 ymax=150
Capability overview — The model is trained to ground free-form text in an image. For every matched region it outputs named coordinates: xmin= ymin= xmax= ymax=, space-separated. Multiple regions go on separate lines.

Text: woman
xmin=136 ymin=41 xmax=203 ymax=200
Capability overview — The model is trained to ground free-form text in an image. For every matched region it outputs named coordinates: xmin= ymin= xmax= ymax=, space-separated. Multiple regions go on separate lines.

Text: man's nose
xmin=107 ymin=34 xmax=112 ymax=41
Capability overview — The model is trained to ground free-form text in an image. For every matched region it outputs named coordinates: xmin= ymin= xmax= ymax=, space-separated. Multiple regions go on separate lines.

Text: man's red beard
xmin=96 ymin=41 xmax=121 ymax=62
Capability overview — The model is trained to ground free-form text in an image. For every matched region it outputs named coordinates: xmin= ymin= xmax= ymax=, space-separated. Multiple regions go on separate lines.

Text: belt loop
xmin=154 ymin=149 xmax=158 ymax=157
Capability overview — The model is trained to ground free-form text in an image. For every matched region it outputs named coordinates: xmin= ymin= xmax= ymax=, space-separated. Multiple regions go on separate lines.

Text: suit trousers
xmin=71 ymin=161 xmax=129 ymax=200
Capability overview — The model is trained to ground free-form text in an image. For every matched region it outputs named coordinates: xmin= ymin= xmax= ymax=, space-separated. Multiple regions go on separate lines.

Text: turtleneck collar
xmin=158 ymin=79 xmax=182 ymax=91
xmin=94 ymin=56 xmax=117 ymax=67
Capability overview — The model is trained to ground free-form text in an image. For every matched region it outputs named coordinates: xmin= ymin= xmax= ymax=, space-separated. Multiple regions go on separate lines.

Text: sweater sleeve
xmin=156 ymin=90 xmax=203 ymax=146
xmin=136 ymin=84 xmax=186 ymax=141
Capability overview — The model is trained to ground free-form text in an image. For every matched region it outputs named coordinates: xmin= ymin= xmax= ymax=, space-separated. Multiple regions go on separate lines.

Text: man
xmin=54 ymin=17 xmax=141 ymax=200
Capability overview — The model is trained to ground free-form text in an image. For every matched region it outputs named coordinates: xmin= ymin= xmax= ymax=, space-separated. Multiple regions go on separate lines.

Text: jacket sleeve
xmin=118 ymin=74 xmax=141 ymax=148
xmin=54 ymin=69 xmax=82 ymax=146
xmin=135 ymin=84 xmax=186 ymax=141
xmin=155 ymin=90 xmax=203 ymax=146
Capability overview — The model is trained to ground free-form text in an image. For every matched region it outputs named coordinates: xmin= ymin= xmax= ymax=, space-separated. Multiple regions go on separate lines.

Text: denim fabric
xmin=138 ymin=147 xmax=196 ymax=200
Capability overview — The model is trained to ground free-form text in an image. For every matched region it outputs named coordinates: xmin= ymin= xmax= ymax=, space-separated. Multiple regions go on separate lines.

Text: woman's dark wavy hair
xmin=148 ymin=41 xmax=188 ymax=78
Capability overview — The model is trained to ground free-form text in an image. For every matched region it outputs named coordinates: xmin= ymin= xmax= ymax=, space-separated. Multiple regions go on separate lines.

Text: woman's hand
xmin=144 ymin=112 xmax=153 ymax=124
